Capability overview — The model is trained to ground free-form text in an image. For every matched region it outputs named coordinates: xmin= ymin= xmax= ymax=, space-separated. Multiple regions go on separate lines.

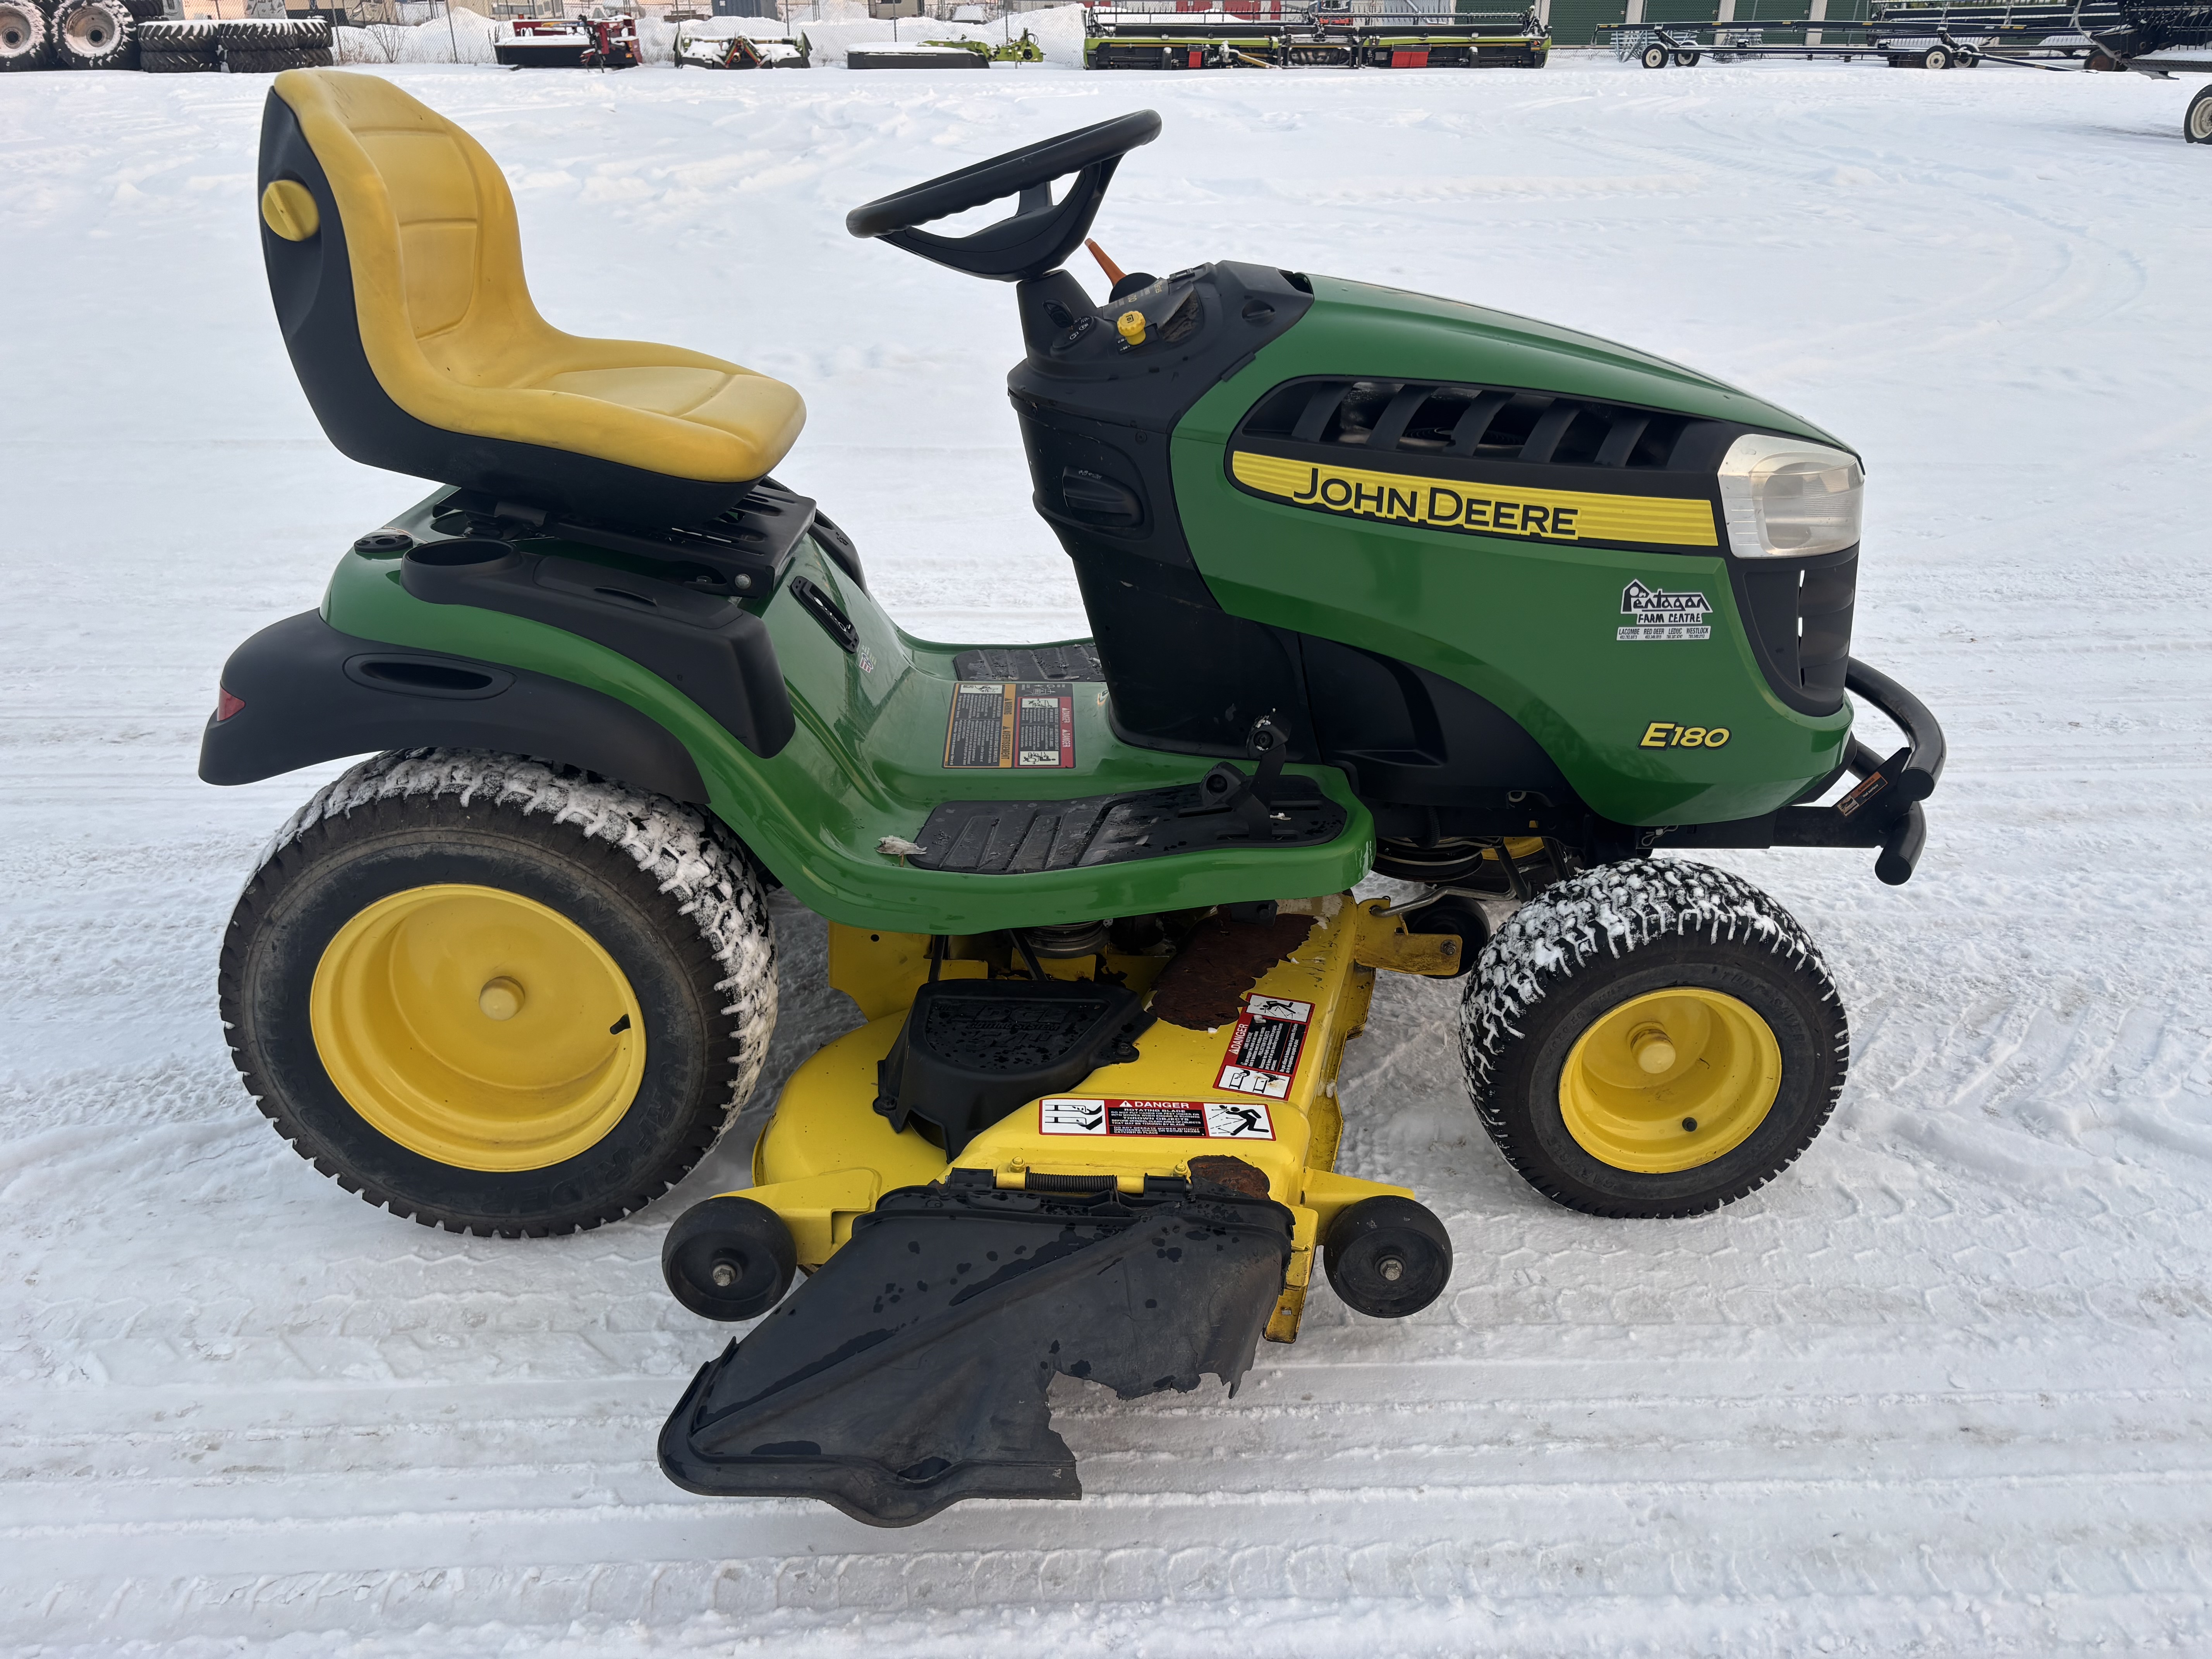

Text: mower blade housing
xmin=659 ymin=1182 xmax=1293 ymax=1525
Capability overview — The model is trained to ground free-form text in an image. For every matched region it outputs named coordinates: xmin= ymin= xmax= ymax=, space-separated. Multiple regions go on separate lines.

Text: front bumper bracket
xmin=1656 ymin=656 xmax=1948 ymax=885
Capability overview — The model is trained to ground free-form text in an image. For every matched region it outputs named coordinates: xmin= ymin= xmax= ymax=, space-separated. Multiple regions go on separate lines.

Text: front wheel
xmin=1640 ymin=42 xmax=1668 ymax=67
xmin=2187 ymin=84 xmax=2212 ymax=144
xmin=1459 ymin=860 xmax=1847 ymax=1218
xmin=220 ymin=749 xmax=778 ymax=1236
xmin=1673 ymin=48 xmax=1700 ymax=65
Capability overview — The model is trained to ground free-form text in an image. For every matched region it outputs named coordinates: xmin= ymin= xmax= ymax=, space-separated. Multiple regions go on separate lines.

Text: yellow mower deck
xmin=726 ymin=895 xmax=1456 ymax=1342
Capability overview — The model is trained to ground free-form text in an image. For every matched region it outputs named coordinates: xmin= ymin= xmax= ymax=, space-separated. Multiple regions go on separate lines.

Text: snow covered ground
xmin=4 ymin=51 xmax=2212 ymax=1658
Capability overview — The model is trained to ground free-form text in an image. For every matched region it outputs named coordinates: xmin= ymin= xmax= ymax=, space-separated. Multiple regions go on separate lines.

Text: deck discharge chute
xmin=659 ymin=1182 xmax=1292 ymax=1525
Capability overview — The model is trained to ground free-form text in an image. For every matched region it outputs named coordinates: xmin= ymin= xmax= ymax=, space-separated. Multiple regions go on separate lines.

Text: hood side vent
xmin=1242 ymin=379 xmax=1702 ymax=470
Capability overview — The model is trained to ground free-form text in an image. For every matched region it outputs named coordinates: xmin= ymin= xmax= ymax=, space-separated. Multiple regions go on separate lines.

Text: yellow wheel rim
xmin=1558 ymin=988 xmax=1781 ymax=1175
xmin=309 ymin=884 xmax=646 ymax=1173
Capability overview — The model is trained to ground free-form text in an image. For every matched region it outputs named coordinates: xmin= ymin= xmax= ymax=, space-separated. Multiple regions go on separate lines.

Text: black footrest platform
xmin=951 ymin=642 xmax=1105 ymax=682
xmin=908 ymin=777 xmax=1346 ymax=874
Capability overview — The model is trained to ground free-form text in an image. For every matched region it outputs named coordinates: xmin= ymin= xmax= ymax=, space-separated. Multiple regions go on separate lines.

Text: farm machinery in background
xmin=1604 ymin=0 xmax=2212 ymax=141
xmin=1863 ymin=0 xmax=2212 ymax=67
xmin=1602 ymin=15 xmax=2007 ymax=70
xmin=494 ymin=14 xmax=640 ymax=67
xmin=673 ymin=16 xmax=812 ymax=67
xmin=1083 ymin=0 xmax=1548 ymax=68
xmin=926 ymin=27 xmax=1049 ymax=59
xmin=2032 ymin=0 xmax=2212 ymax=139
xmin=846 ymin=28 xmax=1044 ymax=65
xmin=1608 ymin=0 xmax=2203 ymax=72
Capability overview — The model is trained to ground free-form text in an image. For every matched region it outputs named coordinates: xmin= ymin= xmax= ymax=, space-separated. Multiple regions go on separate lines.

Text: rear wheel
xmin=220 ymin=749 xmax=777 ymax=1236
xmin=1922 ymin=45 xmax=1951 ymax=68
xmin=1640 ymin=42 xmax=1667 ymax=67
xmin=1673 ymin=48 xmax=1700 ymax=65
xmin=2187 ymin=85 xmax=2212 ymax=144
xmin=1460 ymin=860 xmax=1847 ymax=1218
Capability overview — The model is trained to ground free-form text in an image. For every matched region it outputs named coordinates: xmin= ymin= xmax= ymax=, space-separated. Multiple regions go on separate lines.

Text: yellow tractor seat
xmin=258 ymin=70 xmax=805 ymax=526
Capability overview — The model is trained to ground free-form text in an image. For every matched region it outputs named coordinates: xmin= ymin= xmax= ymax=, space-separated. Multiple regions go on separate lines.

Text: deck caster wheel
xmin=220 ymin=750 xmax=777 ymax=1236
xmin=1460 ymin=860 xmax=1848 ymax=1219
xmin=1640 ymin=42 xmax=1668 ymax=67
xmin=2187 ymin=85 xmax=2212 ymax=143
xmin=663 ymin=1195 xmax=796 ymax=1320
xmin=1322 ymin=1196 xmax=1453 ymax=1318
xmin=1673 ymin=48 xmax=1700 ymax=65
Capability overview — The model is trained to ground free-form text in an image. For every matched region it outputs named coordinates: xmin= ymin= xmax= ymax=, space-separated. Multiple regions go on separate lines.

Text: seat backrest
xmin=256 ymin=69 xmax=788 ymax=523
xmin=268 ymin=70 xmax=546 ymax=389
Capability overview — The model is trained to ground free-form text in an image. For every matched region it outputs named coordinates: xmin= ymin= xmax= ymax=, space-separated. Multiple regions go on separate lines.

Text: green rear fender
xmin=322 ymin=527 xmax=1374 ymax=934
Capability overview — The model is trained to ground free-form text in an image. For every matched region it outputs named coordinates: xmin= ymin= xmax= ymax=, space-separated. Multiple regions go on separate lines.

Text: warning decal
xmin=1216 ymin=995 xmax=1313 ymax=1100
xmin=1039 ymin=1097 xmax=1276 ymax=1140
xmin=944 ymin=681 xmax=1076 ymax=769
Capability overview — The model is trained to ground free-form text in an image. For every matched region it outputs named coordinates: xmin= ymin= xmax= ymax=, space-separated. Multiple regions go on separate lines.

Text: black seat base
xmin=428 ymin=480 xmax=821 ymax=598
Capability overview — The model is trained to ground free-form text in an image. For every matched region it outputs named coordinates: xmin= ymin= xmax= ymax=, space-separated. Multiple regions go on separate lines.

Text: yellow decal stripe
xmin=1231 ymin=451 xmax=1718 ymax=548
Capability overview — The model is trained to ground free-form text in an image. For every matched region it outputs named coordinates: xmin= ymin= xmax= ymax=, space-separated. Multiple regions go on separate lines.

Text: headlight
xmin=1717 ymin=434 xmax=1863 ymax=558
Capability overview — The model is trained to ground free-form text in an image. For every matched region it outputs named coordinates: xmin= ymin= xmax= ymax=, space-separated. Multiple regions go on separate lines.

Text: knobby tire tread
xmin=218 ymin=748 xmax=777 ymax=1237
xmin=1459 ymin=858 xmax=1850 ymax=1218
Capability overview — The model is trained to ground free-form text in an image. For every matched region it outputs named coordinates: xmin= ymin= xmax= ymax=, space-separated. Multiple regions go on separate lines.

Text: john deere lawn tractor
xmin=206 ymin=71 xmax=1943 ymax=1525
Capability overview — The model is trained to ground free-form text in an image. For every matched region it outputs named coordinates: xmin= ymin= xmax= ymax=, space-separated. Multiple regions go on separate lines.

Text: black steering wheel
xmin=845 ymin=111 xmax=1161 ymax=283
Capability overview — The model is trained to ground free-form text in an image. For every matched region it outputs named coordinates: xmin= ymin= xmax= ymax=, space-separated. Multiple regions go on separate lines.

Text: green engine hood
xmin=1168 ymin=273 xmax=1858 ymax=828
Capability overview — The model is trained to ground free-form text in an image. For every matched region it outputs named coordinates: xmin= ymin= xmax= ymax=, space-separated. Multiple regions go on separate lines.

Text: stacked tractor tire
xmin=148 ymin=17 xmax=334 ymax=72
xmin=0 ymin=3 xmax=331 ymax=72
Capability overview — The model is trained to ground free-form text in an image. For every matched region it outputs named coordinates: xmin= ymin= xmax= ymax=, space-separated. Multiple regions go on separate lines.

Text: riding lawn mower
xmin=206 ymin=71 xmax=1944 ymax=1526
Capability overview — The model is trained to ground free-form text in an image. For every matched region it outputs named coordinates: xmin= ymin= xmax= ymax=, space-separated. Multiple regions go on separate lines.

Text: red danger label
xmin=1038 ymin=1097 xmax=1275 ymax=1140
xmin=1216 ymin=995 xmax=1313 ymax=1100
